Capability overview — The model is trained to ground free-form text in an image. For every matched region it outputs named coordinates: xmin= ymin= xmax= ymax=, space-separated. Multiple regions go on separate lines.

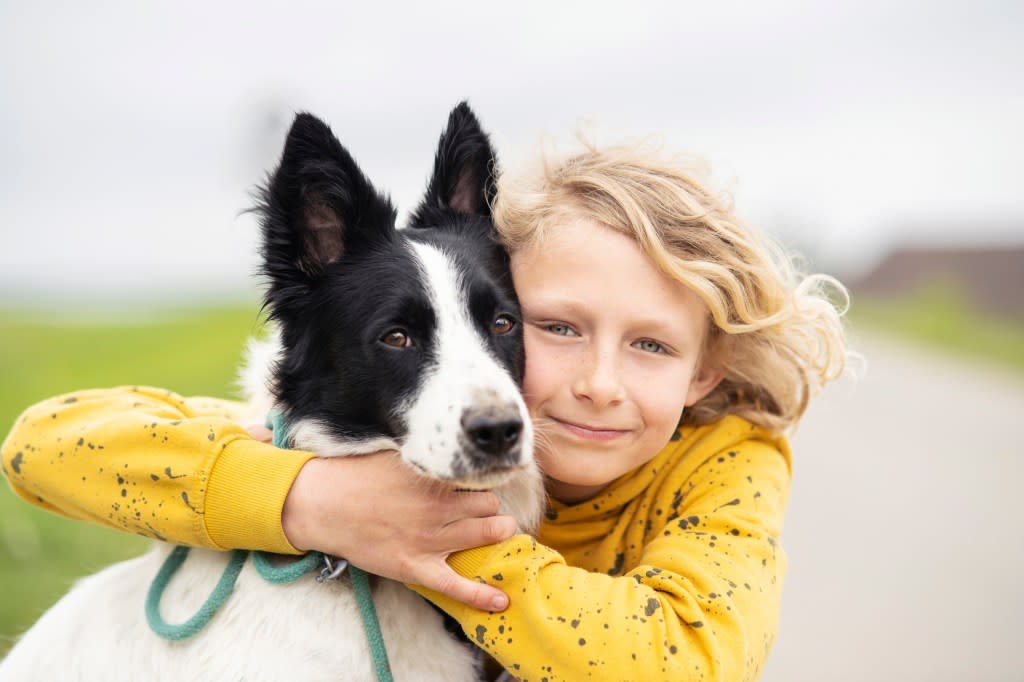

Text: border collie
xmin=0 ymin=103 xmax=543 ymax=682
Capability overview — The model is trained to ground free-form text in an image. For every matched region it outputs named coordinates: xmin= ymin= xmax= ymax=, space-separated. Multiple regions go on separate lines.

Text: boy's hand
xmin=246 ymin=424 xmax=273 ymax=443
xmin=280 ymin=452 xmax=514 ymax=613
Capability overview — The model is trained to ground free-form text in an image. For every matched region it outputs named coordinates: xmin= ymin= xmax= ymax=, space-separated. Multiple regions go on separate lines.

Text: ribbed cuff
xmin=204 ymin=438 xmax=315 ymax=554
xmin=446 ymin=545 xmax=496 ymax=579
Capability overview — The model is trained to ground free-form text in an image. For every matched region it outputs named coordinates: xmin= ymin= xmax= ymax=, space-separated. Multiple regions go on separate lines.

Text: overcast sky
xmin=1 ymin=0 xmax=1021 ymax=304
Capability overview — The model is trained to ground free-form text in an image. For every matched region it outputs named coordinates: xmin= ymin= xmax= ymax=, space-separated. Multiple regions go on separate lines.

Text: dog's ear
xmin=258 ymin=113 xmax=396 ymax=288
xmin=409 ymin=101 xmax=497 ymax=226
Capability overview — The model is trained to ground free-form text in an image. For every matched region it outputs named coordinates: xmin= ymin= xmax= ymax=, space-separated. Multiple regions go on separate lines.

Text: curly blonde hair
xmin=492 ymin=137 xmax=849 ymax=434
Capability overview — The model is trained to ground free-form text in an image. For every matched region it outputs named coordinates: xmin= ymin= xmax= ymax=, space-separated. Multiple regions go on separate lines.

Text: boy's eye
xmin=633 ymin=339 xmax=666 ymax=354
xmin=544 ymin=323 xmax=576 ymax=336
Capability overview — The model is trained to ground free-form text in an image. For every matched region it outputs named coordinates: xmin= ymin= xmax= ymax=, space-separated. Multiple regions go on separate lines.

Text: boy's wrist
xmin=281 ymin=457 xmax=327 ymax=552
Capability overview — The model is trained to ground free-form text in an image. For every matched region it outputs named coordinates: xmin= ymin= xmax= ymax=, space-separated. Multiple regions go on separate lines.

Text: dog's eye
xmin=491 ymin=315 xmax=516 ymax=336
xmin=380 ymin=330 xmax=412 ymax=348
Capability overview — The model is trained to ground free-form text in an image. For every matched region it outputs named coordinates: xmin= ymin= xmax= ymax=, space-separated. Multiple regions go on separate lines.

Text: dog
xmin=0 ymin=103 xmax=543 ymax=681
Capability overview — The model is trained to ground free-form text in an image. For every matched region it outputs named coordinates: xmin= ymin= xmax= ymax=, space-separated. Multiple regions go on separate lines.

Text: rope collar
xmin=145 ymin=411 xmax=394 ymax=682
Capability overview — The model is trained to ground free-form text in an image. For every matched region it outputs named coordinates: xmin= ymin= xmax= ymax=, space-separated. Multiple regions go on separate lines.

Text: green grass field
xmin=850 ymin=285 xmax=1024 ymax=374
xmin=0 ymin=303 xmax=260 ymax=655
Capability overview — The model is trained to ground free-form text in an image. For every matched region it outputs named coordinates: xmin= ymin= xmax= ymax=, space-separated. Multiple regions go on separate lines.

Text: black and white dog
xmin=0 ymin=104 xmax=543 ymax=681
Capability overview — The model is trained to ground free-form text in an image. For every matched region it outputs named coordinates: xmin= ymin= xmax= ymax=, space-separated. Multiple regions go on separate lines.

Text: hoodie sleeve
xmin=1 ymin=386 xmax=313 ymax=553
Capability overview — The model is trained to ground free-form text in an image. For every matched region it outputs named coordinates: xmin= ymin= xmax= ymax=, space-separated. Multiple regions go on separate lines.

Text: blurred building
xmin=851 ymin=244 xmax=1024 ymax=320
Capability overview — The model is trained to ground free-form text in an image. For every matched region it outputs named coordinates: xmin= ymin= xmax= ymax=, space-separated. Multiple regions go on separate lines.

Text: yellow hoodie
xmin=3 ymin=386 xmax=790 ymax=681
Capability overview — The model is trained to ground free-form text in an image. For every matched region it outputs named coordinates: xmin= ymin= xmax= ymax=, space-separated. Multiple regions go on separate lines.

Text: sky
xmin=1 ymin=0 xmax=1022 ymax=305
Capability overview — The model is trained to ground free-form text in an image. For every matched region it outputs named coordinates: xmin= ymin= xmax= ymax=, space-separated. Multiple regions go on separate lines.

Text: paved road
xmin=761 ymin=333 xmax=1024 ymax=681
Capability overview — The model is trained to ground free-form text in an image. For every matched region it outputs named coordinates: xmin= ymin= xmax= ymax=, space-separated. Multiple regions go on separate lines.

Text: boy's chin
xmin=538 ymin=441 xmax=649 ymax=503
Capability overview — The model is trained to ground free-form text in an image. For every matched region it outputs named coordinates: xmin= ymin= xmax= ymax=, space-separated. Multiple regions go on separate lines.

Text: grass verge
xmin=850 ymin=285 xmax=1024 ymax=374
xmin=0 ymin=304 xmax=259 ymax=656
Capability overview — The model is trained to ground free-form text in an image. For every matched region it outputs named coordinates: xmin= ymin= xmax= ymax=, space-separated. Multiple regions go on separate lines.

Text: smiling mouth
xmin=552 ymin=418 xmax=630 ymax=442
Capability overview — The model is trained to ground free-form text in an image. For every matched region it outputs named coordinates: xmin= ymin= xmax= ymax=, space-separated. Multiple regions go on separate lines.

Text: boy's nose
xmin=572 ymin=344 xmax=626 ymax=408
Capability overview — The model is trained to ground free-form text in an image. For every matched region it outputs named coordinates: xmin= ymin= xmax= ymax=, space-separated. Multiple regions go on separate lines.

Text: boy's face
xmin=511 ymin=218 xmax=722 ymax=504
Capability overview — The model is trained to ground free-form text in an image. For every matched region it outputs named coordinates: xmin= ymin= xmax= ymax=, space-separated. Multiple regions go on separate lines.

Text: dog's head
xmin=255 ymin=103 xmax=533 ymax=492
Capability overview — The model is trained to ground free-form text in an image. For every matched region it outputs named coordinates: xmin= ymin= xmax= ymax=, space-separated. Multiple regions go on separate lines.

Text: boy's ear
xmin=409 ymin=101 xmax=497 ymax=225
xmin=684 ymin=363 xmax=724 ymax=407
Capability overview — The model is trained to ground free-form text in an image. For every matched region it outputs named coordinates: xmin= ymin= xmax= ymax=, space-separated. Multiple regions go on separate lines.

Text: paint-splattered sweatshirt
xmin=2 ymin=386 xmax=790 ymax=681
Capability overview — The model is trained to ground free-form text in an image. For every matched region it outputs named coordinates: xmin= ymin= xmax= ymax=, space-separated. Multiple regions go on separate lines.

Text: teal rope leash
xmin=145 ymin=546 xmax=248 ymax=641
xmin=251 ymin=549 xmax=323 ymax=583
xmin=350 ymin=563 xmax=394 ymax=682
xmin=144 ymin=411 xmax=393 ymax=682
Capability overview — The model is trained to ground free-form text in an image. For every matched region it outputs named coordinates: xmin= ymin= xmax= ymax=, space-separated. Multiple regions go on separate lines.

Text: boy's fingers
xmin=421 ymin=564 xmax=509 ymax=612
xmin=440 ymin=515 xmax=517 ymax=551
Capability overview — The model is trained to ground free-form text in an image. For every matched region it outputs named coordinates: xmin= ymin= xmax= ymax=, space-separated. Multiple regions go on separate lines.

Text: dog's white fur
xmin=1 ymin=547 xmax=482 ymax=681
xmin=0 ymin=241 xmax=544 ymax=681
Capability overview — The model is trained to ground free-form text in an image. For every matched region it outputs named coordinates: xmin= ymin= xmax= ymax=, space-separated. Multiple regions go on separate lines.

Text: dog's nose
xmin=462 ymin=409 xmax=522 ymax=456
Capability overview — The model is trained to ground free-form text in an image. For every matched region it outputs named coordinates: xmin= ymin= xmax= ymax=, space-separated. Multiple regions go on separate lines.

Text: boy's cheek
xmin=633 ymin=369 xmax=696 ymax=432
xmin=521 ymin=331 xmax=569 ymax=402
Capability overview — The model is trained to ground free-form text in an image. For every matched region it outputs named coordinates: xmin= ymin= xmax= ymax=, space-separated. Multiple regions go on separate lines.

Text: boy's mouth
xmin=552 ymin=417 xmax=630 ymax=442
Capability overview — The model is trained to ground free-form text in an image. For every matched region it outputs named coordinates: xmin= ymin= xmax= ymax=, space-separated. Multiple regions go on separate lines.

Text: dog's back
xmin=2 ymin=545 xmax=481 ymax=681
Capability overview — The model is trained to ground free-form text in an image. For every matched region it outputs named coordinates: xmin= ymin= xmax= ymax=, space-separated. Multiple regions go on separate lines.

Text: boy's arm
xmin=0 ymin=386 xmax=313 ymax=553
xmin=1 ymin=386 xmax=517 ymax=612
xmin=413 ymin=439 xmax=789 ymax=682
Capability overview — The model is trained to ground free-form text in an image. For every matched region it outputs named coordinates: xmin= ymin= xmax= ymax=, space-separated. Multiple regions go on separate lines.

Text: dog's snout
xmin=462 ymin=408 xmax=523 ymax=457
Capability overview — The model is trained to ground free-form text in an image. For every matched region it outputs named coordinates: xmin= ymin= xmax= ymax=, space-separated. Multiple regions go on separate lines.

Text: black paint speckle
xmin=671 ymin=489 xmax=683 ymax=510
